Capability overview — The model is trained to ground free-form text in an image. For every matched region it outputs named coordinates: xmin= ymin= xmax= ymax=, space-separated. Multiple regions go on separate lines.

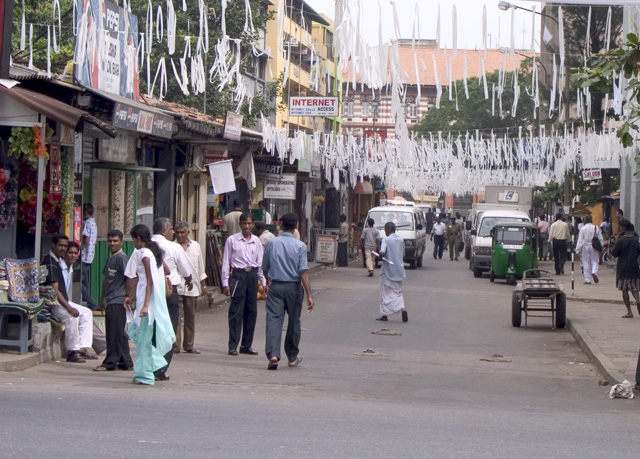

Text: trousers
xmin=102 ymin=303 xmax=133 ymax=370
xmin=82 ymin=262 xmax=98 ymax=311
xmin=581 ymin=245 xmax=599 ymax=283
xmin=52 ymin=301 xmax=93 ymax=352
xmin=539 ymin=233 xmax=549 ymax=259
xmin=154 ymin=289 xmax=179 ymax=378
xmin=265 ymin=281 xmax=303 ymax=363
xmin=364 ymin=247 xmax=377 ymax=271
xmin=228 ymin=269 xmax=258 ymax=351
xmin=448 ymin=236 xmax=460 ymax=259
xmin=433 ymin=235 xmax=445 ymax=259
xmin=176 ymin=295 xmax=197 ymax=351
xmin=552 ymin=239 xmax=568 ymax=275
xmin=337 ymin=242 xmax=348 ymax=266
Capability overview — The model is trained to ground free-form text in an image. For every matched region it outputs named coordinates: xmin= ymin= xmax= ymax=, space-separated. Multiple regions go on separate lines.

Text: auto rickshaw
xmin=489 ymin=222 xmax=538 ymax=285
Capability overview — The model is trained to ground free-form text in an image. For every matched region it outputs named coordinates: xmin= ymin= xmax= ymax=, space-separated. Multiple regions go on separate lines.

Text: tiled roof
xmin=343 ymin=44 xmax=534 ymax=86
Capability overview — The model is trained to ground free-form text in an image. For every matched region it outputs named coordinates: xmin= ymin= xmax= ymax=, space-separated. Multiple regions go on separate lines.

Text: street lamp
xmin=498 ymin=1 xmax=559 ymax=25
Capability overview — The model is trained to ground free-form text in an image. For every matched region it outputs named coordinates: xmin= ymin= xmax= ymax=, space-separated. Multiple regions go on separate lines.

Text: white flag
xmin=237 ymin=152 xmax=256 ymax=190
xmin=207 ymin=160 xmax=236 ymax=194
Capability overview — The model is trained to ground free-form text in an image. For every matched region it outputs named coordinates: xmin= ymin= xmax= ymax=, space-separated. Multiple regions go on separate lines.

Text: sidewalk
xmin=545 ymin=257 xmax=640 ymax=385
xmin=1 ymin=259 xmax=637 ymax=386
xmin=0 ymin=261 xmax=329 ymax=372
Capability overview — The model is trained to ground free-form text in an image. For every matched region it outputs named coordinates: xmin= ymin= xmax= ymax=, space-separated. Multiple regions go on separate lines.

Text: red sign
xmin=73 ymin=207 xmax=82 ymax=243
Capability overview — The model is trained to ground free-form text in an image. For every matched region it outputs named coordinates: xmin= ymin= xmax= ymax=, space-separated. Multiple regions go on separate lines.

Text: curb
xmin=566 ymin=296 xmax=625 ymax=305
xmin=567 ymin=317 xmax=626 ymax=385
xmin=0 ymin=352 xmax=43 ymax=373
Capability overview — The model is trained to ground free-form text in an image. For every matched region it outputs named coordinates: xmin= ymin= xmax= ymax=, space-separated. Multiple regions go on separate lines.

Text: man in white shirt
xmin=576 ymin=215 xmax=604 ymax=285
xmin=255 ymin=221 xmax=276 ymax=247
xmin=431 ymin=216 xmax=447 ymax=260
xmin=81 ymin=203 xmax=98 ymax=310
xmin=174 ymin=221 xmax=207 ymax=354
xmin=150 ymin=218 xmax=195 ymax=381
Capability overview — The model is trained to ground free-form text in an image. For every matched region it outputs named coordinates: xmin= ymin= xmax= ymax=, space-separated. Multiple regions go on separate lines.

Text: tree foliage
xmin=11 ymin=0 xmax=277 ymax=127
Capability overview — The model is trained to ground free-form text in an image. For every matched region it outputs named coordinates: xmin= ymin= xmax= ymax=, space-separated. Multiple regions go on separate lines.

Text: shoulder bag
xmin=591 ymin=227 xmax=602 ymax=252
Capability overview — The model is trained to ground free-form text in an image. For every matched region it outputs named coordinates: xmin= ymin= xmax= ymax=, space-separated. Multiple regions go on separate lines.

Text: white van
xmin=468 ymin=209 xmax=531 ymax=278
xmin=366 ymin=205 xmax=427 ymax=269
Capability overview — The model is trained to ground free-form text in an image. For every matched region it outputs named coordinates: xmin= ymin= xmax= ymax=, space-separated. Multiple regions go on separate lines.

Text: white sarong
xmin=379 ymin=275 xmax=404 ymax=316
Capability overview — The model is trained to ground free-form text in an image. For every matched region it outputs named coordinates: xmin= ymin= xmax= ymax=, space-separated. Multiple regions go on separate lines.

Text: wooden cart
xmin=511 ymin=269 xmax=566 ymax=329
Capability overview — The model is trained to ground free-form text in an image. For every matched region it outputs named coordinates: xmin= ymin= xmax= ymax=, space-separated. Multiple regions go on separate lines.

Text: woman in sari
xmin=124 ymin=224 xmax=175 ymax=385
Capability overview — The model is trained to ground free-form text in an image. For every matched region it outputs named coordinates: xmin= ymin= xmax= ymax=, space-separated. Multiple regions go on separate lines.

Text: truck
xmin=465 ymin=187 xmax=534 ymax=276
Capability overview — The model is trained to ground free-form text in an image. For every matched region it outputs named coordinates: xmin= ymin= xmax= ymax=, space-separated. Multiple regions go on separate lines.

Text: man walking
xmin=262 ymin=213 xmax=314 ymax=370
xmin=538 ymin=214 xmax=551 ymax=261
xmin=431 ymin=215 xmax=446 ymax=260
xmin=151 ymin=218 xmax=195 ymax=381
xmin=549 ymin=213 xmax=571 ymax=275
xmin=94 ymin=230 xmax=133 ymax=371
xmin=612 ymin=219 xmax=640 ymax=319
xmin=575 ymin=215 xmax=603 ymax=285
xmin=446 ymin=217 xmax=462 ymax=261
xmin=42 ymin=234 xmax=96 ymax=363
xmin=255 ymin=221 xmax=276 ymax=247
xmin=361 ymin=218 xmax=381 ymax=277
xmin=376 ymin=222 xmax=408 ymax=322
xmin=222 ymin=213 xmax=266 ymax=356
xmin=81 ymin=203 xmax=98 ymax=310
xmin=174 ymin=221 xmax=207 ymax=354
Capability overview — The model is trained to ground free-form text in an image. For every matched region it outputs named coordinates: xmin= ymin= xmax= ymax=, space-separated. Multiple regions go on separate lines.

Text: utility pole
xmin=0 ymin=0 xmax=15 ymax=78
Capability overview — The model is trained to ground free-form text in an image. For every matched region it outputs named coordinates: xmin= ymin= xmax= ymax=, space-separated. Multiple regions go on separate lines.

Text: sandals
xmin=93 ymin=365 xmax=110 ymax=372
xmin=184 ymin=349 xmax=201 ymax=354
xmin=288 ymin=357 xmax=303 ymax=367
xmin=376 ymin=316 xmax=388 ymax=321
xmin=268 ymin=357 xmax=279 ymax=370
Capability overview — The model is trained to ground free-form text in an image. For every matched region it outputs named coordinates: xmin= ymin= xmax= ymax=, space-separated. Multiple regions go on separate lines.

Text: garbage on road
xmin=609 ymin=380 xmax=635 ymax=399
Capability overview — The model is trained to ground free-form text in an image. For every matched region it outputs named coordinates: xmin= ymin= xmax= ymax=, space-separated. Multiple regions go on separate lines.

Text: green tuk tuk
xmin=490 ymin=222 xmax=538 ymax=285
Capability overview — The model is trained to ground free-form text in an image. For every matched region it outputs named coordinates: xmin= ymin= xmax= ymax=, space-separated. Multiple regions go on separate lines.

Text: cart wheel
xmin=507 ymin=273 xmax=517 ymax=286
xmin=473 ymin=267 xmax=483 ymax=278
xmin=555 ymin=292 xmax=567 ymax=329
xmin=512 ymin=292 xmax=522 ymax=327
xmin=489 ymin=271 xmax=495 ymax=282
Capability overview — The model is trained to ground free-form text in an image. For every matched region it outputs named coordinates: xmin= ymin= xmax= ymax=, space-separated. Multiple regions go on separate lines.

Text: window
xmin=361 ymin=100 xmax=370 ymax=117
xmin=345 ymin=101 xmax=354 ymax=117
xmin=408 ymin=101 xmax=418 ymax=118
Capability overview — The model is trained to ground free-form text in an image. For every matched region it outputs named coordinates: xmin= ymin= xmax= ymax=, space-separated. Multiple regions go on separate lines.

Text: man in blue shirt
xmin=376 ymin=222 xmax=408 ymax=322
xmin=262 ymin=213 xmax=315 ymax=370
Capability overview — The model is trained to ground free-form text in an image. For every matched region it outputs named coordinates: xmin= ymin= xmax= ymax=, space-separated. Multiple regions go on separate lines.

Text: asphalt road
xmin=2 ymin=247 xmax=640 ymax=458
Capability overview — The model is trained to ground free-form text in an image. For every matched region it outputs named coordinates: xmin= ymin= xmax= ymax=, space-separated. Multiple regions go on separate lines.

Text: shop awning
xmin=352 ymin=180 xmax=373 ymax=194
xmin=0 ymin=84 xmax=117 ymax=137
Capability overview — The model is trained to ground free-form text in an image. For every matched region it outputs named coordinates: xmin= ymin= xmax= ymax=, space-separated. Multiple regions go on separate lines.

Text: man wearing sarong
xmin=376 ymin=222 xmax=408 ymax=322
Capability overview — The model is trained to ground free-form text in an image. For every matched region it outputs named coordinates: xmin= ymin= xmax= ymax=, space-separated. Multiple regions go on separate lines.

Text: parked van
xmin=468 ymin=209 xmax=531 ymax=278
xmin=366 ymin=205 xmax=427 ymax=269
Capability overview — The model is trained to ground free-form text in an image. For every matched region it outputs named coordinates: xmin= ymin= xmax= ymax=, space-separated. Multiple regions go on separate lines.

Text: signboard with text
xmin=289 ymin=97 xmax=339 ymax=117
xmin=582 ymin=169 xmax=602 ymax=181
xmin=74 ymin=0 xmax=140 ymax=99
xmin=112 ymin=102 xmax=173 ymax=139
xmin=254 ymin=157 xmax=283 ymax=179
xmin=315 ymin=234 xmax=337 ymax=264
xmin=223 ymin=111 xmax=243 ymax=141
xmin=264 ymin=174 xmax=296 ymax=200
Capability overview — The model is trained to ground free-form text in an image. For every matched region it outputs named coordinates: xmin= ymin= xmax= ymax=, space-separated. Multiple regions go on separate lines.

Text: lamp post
xmin=498 ymin=0 xmax=558 ymax=24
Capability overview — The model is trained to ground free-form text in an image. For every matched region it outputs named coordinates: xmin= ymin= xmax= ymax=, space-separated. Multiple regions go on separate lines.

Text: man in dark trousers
xmin=94 ymin=229 xmax=133 ymax=371
xmin=431 ymin=215 xmax=447 ymax=260
xmin=549 ymin=213 xmax=571 ymax=275
xmin=262 ymin=213 xmax=314 ymax=370
xmin=221 ymin=212 xmax=267 ymax=356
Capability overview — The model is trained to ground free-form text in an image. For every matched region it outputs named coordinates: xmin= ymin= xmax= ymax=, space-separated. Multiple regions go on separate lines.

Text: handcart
xmin=511 ymin=269 xmax=566 ymax=329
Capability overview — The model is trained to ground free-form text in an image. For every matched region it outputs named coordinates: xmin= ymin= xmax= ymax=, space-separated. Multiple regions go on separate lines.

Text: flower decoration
xmin=0 ymin=166 xmax=18 ymax=230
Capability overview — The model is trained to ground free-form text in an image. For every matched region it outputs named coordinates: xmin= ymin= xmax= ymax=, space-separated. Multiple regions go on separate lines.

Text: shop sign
xmin=289 ymin=97 xmax=338 ymax=117
xmin=201 ymin=145 xmax=228 ymax=165
xmin=264 ymin=174 xmax=296 ymax=200
xmin=582 ymin=169 xmax=602 ymax=181
xmin=74 ymin=0 xmax=140 ymax=100
xmin=112 ymin=102 xmax=173 ymax=139
xmin=254 ymin=157 xmax=282 ymax=179
xmin=223 ymin=111 xmax=243 ymax=141
xmin=99 ymin=132 xmax=137 ymax=163
xmin=315 ymin=234 xmax=337 ymax=264
xmin=49 ymin=140 xmax=62 ymax=202
xmin=73 ymin=207 xmax=82 ymax=244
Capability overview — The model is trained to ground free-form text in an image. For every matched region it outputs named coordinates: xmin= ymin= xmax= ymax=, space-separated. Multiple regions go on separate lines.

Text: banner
xmin=74 ymin=0 xmax=139 ymax=100
xmin=207 ymin=160 xmax=236 ymax=194
xmin=289 ymin=97 xmax=339 ymax=117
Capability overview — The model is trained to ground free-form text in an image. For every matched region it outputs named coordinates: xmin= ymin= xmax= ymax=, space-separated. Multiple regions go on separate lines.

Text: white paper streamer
xmin=52 ymin=0 xmax=61 ymax=53
xmin=47 ymin=26 xmax=51 ymax=78
xmin=156 ymin=5 xmax=164 ymax=42
xmin=20 ymin=0 xmax=26 ymax=50
xmin=28 ymin=24 xmax=33 ymax=68
xmin=452 ymin=5 xmax=457 ymax=59
xmin=167 ymin=0 xmax=176 ymax=54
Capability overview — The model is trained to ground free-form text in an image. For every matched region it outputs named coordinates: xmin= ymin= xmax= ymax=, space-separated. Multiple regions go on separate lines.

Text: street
xmin=2 ymin=247 xmax=640 ymax=459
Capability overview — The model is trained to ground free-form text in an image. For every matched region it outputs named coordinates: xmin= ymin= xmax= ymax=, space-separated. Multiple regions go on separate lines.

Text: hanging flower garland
xmin=60 ymin=147 xmax=75 ymax=217
xmin=8 ymin=126 xmax=50 ymax=168
xmin=0 ymin=165 xmax=18 ymax=230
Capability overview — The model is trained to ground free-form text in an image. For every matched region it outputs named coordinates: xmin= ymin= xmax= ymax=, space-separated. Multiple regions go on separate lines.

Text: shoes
xmin=154 ymin=374 xmax=170 ymax=381
xmin=402 ymin=310 xmax=408 ymax=322
xmin=228 ymin=349 xmax=238 ymax=356
xmin=117 ymin=365 xmax=132 ymax=371
xmin=67 ymin=352 xmax=86 ymax=363
xmin=288 ymin=357 xmax=303 ymax=367
xmin=368 ymin=271 xmax=374 ymax=277
xmin=583 ymin=282 xmax=591 ymax=284
xmin=268 ymin=357 xmax=279 ymax=370
xmin=376 ymin=316 xmax=388 ymax=321
xmin=173 ymin=347 xmax=181 ymax=354
xmin=79 ymin=350 xmax=98 ymax=360
xmin=592 ymin=273 xmax=599 ymax=283
xmin=455 ymin=257 xmax=459 ymax=261
xmin=92 ymin=365 xmax=111 ymax=371
xmin=184 ymin=349 xmax=201 ymax=354
xmin=239 ymin=347 xmax=259 ymax=355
